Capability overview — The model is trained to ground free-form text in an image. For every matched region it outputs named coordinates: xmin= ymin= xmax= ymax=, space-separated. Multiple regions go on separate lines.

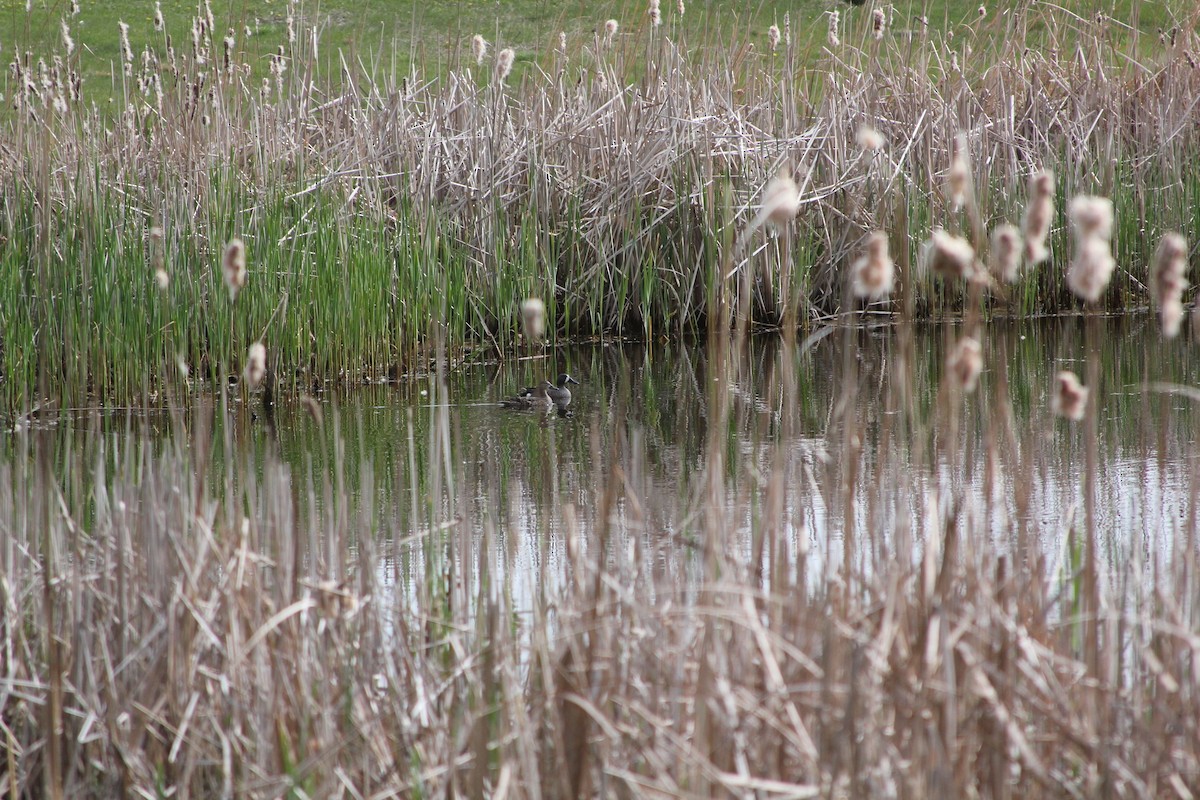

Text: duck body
xmin=499 ymin=373 xmax=580 ymax=414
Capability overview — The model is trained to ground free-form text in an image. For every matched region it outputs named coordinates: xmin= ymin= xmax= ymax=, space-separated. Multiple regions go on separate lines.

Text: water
xmin=6 ymin=316 xmax=1199 ymax=606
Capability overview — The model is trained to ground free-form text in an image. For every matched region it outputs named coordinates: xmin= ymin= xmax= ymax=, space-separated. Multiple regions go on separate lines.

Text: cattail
xmin=244 ymin=342 xmax=267 ymax=390
xmin=676 ymin=0 xmax=685 ymax=17
xmin=286 ymin=3 xmax=296 ymax=45
xmin=471 ymin=34 xmax=488 ymax=65
xmin=604 ymin=19 xmax=619 ymax=45
xmin=767 ymin=25 xmax=780 ymax=52
xmin=856 ymin=125 xmax=885 ymax=151
xmin=223 ymin=238 xmax=247 ymax=301
xmin=872 ymin=8 xmax=886 ymax=40
xmin=921 ymin=229 xmax=977 ymax=281
xmin=1068 ymin=195 xmax=1114 ymax=241
xmin=223 ymin=29 xmax=235 ymax=72
xmin=784 ymin=13 xmax=791 ymax=46
xmin=946 ymin=133 xmax=971 ymax=211
xmin=759 ymin=171 xmax=801 ymax=230
xmin=853 ymin=231 xmax=894 ymax=300
xmin=648 ymin=0 xmax=661 ymax=27
xmin=1052 ymin=371 xmax=1087 ymax=421
xmin=1151 ymin=232 xmax=1189 ymax=337
xmin=154 ymin=2 xmax=164 ymax=32
xmin=495 ymin=47 xmax=515 ymax=83
xmin=947 ymin=337 xmax=984 ymax=393
xmin=558 ymin=31 xmax=567 ymax=55
xmin=989 ymin=223 xmax=1023 ymax=282
xmin=118 ymin=21 xmax=133 ymax=65
xmin=827 ymin=10 xmax=840 ymax=47
xmin=1022 ymin=169 xmax=1055 ymax=265
xmin=61 ymin=20 xmax=74 ymax=56
xmin=70 ymin=1 xmax=79 ymax=15
xmin=1066 ymin=235 xmax=1115 ymax=303
xmin=978 ymin=5 xmax=986 ymax=18
xmin=521 ymin=298 xmax=546 ymax=342
xmin=244 ymin=25 xmax=252 ymax=38
xmin=155 ymin=269 xmax=170 ymax=290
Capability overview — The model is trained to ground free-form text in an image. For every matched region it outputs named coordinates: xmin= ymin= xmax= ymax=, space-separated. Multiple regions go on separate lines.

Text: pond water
xmin=8 ymin=316 xmax=1199 ymax=609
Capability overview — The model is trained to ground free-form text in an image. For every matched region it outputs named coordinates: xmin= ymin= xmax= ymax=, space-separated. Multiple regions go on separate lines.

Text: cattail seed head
xmin=946 ymin=133 xmax=971 ymax=211
xmin=495 ymin=47 xmax=515 ymax=83
xmin=1052 ymin=371 xmax=1087 ymax=421
xmin=827 ymin=10 xmax=840 ymax=47
xmin=1022 ymin=169 xmax=1055 ymax=264
xmin=989 ymin=223 xmax=1023 ymax=282
xmin=61 ymin=20 xmax=74 ymax=56
xmin=921 ymin=229 xmax=977 ymax=281
xmin=244 ymin=342 xmax=267 ymax=389
xmin=760 ymin=171 xmax=801 ymax=230
xmin=471 ymin=34 xmax=488 ymax=65
xmin=1066 ymin=235 xmax=1115 ymax=303
xmin=1152 ymin=232 xmax=1189 ymax=337
xmin=856 ymin=125 xmax=885 ymax=151
xmin=155 ymin=269 xmax=170 ymax=290
xmin=677 ymin=0 xmax=685 ymax=17
xmin=872 ymin=8 xmax=886 ymax=40
xmin=648 ymin=0 xmax=661 ymax=27
xmin=1068 ymin=195 xmax=1114 ymax=241
xmin=948 ymin=337 xmax=984 ymax=393
xmin=118 ymin=21 xmax=133 ymax=64
xmin=767 ymin=25 xmax=780 ymax=52
xmin=605 ymin=19 xmax=619 ymax=44
xmin=223 ymin=237 xmax=247 ymax=301
xmin=154 ymin=2 xmax=164 ymax=32
xmin=521 ymin=297 xmax=546 ymax=342
xmin=852 ymin=231 xmax=894 ymax=300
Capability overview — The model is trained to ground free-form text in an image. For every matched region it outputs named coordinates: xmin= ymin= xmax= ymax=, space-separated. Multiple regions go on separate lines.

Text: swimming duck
xmin=500 ymin=373 xmax=580 ymax=413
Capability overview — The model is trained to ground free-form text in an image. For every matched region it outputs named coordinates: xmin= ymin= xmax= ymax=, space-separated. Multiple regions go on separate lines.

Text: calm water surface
xmin=12 ymin=317 xmax=1200 ymax=606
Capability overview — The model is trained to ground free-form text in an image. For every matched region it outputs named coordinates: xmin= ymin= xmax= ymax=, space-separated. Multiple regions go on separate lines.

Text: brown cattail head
xmin=947 ymin=336 xmax=983 ymax=393
xmin=760 ymin=170 xmax=801 ymax=230
xmin=495 ymin=48 xmax=515 ymax=83
xmin=921 ymin=229 xmax=977 ymax=281
xmin=154 ymin=2 xmax=164 ymax=31
xmin=1152 ymin=233 xmax=1189 ymax=337
xmin=1052 ymin=370 xmax=1087 ymax=421
xmin=1022 ymin=169 xmax=1055 ymax=265
xmin=520 ymin=297 xmax=546 ymax=342
xmin=872 ymin=8 xmax=886 ymax=39
xmin=856 ymin=125 xmax=885 ymax=151
xmin=676 ymin=0 xmax=685 ymax=16
xmin=1066 ymin=235 xmax=1115 ymax=303
xmin=767 ymin=25 xmax=780 ymax=52
xmin=244 ymin=342 xmax=267 ymax=389
xmin=946 ymin=133 xmax=972 ymax=211
xmin=852 ymin=231 xmax=894 ymax=300
xmin=471 ymin=34 xmax=488 ymax=65
xmin=827 ymin=10 xmax=840 ymax=47
xmin=1068 ymin=195 xmax=1114 ymax=241
xmin=648 ymin=0 xmax=661 ymax=27
xmin=223 ymin=237 xmax=247 ymax=301
xmin=989 ymin=223 xmax=1024 ymax=283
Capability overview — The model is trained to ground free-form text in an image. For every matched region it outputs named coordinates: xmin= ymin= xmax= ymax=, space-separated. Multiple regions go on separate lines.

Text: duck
xmin=500 ymin=380 xmax=554 ymax=410
xmin=544 ymin=372 xmax=580 ymax=413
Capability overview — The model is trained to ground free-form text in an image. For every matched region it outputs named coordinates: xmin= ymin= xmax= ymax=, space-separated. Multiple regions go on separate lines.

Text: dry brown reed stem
xmin=1151 ymin=232 xmax=1189 ymax=338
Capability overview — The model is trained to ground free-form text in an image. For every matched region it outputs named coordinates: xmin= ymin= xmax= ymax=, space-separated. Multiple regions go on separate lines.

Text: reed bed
xmin=2 ymin=2 xmax=1200 ymax=406
xmin=3 ymin=314 xmax=1199 ymax=798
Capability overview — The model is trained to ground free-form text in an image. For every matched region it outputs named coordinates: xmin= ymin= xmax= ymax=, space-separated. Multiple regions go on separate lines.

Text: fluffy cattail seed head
xmin=1068 ymin=195 xmax=1114 ymax=241
xmin=61 ymin=20 xmax=74 ymax=56
xmin=827 ymin=10 xmax=840 ymax=47
xmin=856 ymin=125 xmax=885 ymax=151
xmin=921 ymin=229 xmax=977 ymax=281
xmin=495 ymin=47 xmax=515 ymax=83
xmin=244 ymin=342 xmax=267 ymax=390
xmin=676 ymin=0 xmax=685 ymax=16
xmin=1066 ymin=235 xmax=1115 ymax=303
xmin=471 ymin=34 xmax=488 ymax=65
xmin=767 ymin=25 xmax=780 ymax=52
xmin=154 ymin=2 xmax=164 ymax=32
xmin=872 ymin=8 xmax=886 ymax=40
xmin=1022 ymin=169 xmax=1055 ymax=264
xmin=605 ymin=19 xmax=619 ymax=43
xmin=946 ymin=133 xmax=972 ymax=211
xmin=648 ymin=0 xmax=661 ymax=27
xmin=521 ymin=298 xmax=546 ymax=342
xmin=947 ymin=337 xmax=984 ymax=393
xmin=223 ymin=237 xmax=247 ymax=301
xmin=1152 ymin=233 xmax=1189 ymax=337
xmin=760 ymin=171 xmax=801 ymax=230
xmin=1052 ymin=371 xmax=1087 ymax=421
xmin=989 ymin=223 xmax=1023 ymax=282
xmin=852 ymin=231 xmax=894 ymax=300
